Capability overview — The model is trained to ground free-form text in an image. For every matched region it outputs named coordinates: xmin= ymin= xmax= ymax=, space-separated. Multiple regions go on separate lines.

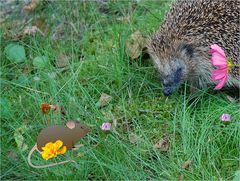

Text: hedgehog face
xmin=157 ymin=57 xmax=188 ymax=96
xmin=148 ymin=41 xmax=194 ymax=96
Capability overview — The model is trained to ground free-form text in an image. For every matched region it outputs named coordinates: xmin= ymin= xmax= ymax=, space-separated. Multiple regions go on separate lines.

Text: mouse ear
xmin=66 ymin=121 xmax=75 ymax=129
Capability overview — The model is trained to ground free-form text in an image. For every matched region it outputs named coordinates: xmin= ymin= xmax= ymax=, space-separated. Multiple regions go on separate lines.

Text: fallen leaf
xmin=23 ymin=26 xmax=44 ymax=36
xmin=153 ymin=137 xmax=169 ymax=151
xmin=226 ymin=95 xmax=236 ymax=103
xmin=33 ymin=17 xmax=48 ymax=33
xmin=181 ymin=160 xmax=191 ymax=169
xmin=178 ymin=174 xmax=184 ymax=181
xmin=116 ymin=16 xmax=130 ymax=23
xmin=23 ymin=26 xmax=38 ymax=35
xmin=128 ymin=133 xmax=140 ymax=144
xmin=112 ymin=116 xmax=118 ymax=132
xmin=14 ymin=125 xmax=28 ymax=152
xmin=23 ymin=0 xmax=38 ymax=12
xmin=55 ymin=54 xmax=69 ymax=68
xmin=126 ymin=31 xmax=147 ymax=59
xmin=8 ymin=151 xmax=18 ymax=161
xmin=96 ymin=93 xmax=112 ymax=107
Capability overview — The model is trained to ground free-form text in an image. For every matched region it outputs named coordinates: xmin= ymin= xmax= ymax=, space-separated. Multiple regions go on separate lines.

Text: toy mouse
xmin=27 ymin=121 xmax=90 ymax=168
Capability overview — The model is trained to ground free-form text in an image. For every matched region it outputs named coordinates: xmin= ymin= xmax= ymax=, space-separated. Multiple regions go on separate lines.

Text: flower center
xmin=227 ymin=59 xmax=234 ymax=72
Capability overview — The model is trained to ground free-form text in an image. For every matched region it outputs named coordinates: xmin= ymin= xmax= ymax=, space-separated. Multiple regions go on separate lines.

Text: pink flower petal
xmin=210 ymin=44 xmax=229 ymax=90
xmin=214 ymin=74 xmax=228 ymax=90
xmin=211 ymin=68 xmax=228 ymax=81
xmin=210 ymin=44 xmax=226 ymax=57
xmin=220 ymin=113 xmax=231 ymax=122
xmin=211 ymin=53 xmax=227 ymax=67
xmin=100 ymin=122 xmax=111 ymax=130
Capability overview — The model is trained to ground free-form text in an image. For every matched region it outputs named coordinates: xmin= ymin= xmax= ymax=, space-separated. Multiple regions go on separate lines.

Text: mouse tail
xmin=28 ymin=144 xmax=39 ymax=168
xmin=27 ymin=144 xmax=75 ymax=168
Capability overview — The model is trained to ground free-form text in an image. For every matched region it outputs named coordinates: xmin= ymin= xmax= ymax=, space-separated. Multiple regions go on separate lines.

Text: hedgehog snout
xmin=161 ymin=67 xmax=183 ymax=96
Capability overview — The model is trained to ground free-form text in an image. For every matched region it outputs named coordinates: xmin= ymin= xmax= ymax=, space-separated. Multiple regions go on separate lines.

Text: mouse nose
xmin=163 ymin=87 xmax=173 ymax=96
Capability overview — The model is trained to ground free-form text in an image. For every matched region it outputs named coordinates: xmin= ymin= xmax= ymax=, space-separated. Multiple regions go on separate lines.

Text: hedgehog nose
xmin=163 ymin=87 xmax=173 ymax=96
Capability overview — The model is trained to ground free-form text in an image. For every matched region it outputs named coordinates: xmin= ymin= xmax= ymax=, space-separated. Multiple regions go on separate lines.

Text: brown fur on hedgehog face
xmin=148 ymin=38 xmax=197 ymax=96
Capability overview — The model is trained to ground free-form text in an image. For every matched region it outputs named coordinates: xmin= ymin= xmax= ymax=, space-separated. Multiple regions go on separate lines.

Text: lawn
xmin=1 ymin=0 xmax=239 ymax=180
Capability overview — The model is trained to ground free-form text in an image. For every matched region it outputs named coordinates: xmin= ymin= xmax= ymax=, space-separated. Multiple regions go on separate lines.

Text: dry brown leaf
xmin=178 ymin=174 xmax=184 ymax=181
xmin=98 ymin=93 xmax=112 ymax=107
xmin=126 ymin=31 xmax=147 ymax=59
xmin=14 ymin=125 xmax=28 ymax=152
xmin=181 ymin=160 xmax=191 ymax=169
xmin=23 ymin=26 xmax=38 ymax=35
xmin=117 ymin=16 xmax=130 ymax=23
xmin=55 ymin=54 xmax=70 ymax=68
xmin=153 ymin=137 xmax=169 ymax=151
xmin=128 ymin=133 xmax=140 ymax=144
xmin=33 ymin=17 xmax=48 ymax=34
xmin=8 ymin=151 xmax=18 ymax=161
xmin=23 ymin=0 xmax=38 ymax=12
xmin=112 ymin=116 xmax=118 ymax=133
xmin=23 ymin=26 xmax=44 ymax=36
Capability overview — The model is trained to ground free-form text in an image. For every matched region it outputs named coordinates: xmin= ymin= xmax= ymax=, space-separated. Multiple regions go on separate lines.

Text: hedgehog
xmin=147 ymin=0 xmax=239 ymax=96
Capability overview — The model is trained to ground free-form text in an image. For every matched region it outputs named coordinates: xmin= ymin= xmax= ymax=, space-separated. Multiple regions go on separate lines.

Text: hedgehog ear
xmin=181 ymin=43 xmax=194 ymax=58
xmin=66 ymin=121 xmax=75 ymax=129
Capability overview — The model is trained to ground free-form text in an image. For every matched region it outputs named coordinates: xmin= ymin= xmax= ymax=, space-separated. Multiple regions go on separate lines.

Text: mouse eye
xmin=80 ymin=126 xmax=84 ymax=129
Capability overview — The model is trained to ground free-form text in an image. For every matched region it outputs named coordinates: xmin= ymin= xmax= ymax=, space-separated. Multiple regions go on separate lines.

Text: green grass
xmin=1 ymin=1 xmax=239 ymax=180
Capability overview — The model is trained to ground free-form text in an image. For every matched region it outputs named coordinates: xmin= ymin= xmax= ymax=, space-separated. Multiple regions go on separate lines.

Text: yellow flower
xmin=41 ymin=140 xmax=67 ymax=160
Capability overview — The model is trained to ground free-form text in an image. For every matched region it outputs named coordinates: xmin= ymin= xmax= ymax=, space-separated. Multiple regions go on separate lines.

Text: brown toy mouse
xmin=27 ymin=121 xmax=90 ymax=168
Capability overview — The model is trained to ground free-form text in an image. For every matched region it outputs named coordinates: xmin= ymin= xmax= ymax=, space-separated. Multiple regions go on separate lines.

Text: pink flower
xmin=100 ymin=122 xmax=111 ymax=130
xmin=220 ymin=113 xmax=231 ymax=122
xmin=210 ymin=44 xmax=229 ymax=90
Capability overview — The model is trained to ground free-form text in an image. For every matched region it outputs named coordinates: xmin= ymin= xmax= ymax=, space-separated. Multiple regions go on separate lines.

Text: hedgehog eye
xmin=181 ymin=43 xmax=194 ymax=57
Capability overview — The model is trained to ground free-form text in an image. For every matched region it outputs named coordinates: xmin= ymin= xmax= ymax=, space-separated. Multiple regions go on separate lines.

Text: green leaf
xmin=33 ymin=56 xmax=49 ymax=69
xmin=4 ymin=43 xmax=26 ymax=63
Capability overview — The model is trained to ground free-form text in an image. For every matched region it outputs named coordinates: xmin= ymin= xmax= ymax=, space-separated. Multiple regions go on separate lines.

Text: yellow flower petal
xmin=42 ymin=151 xmax=54 ymax=160
xmin=57 ymin=146 xmax=67 ymax=154
xmin=42 ymin=142 xmax=55 ymax=151
xmin=41 ymin=140 xmax=67 ymax=160
xmin=54 ymin=140 xmax=63 ymax=149
xmin=42 ymin=146 xmax=51 ymax=151
xmin=44 ymin=142 xmax=54 ymax=148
